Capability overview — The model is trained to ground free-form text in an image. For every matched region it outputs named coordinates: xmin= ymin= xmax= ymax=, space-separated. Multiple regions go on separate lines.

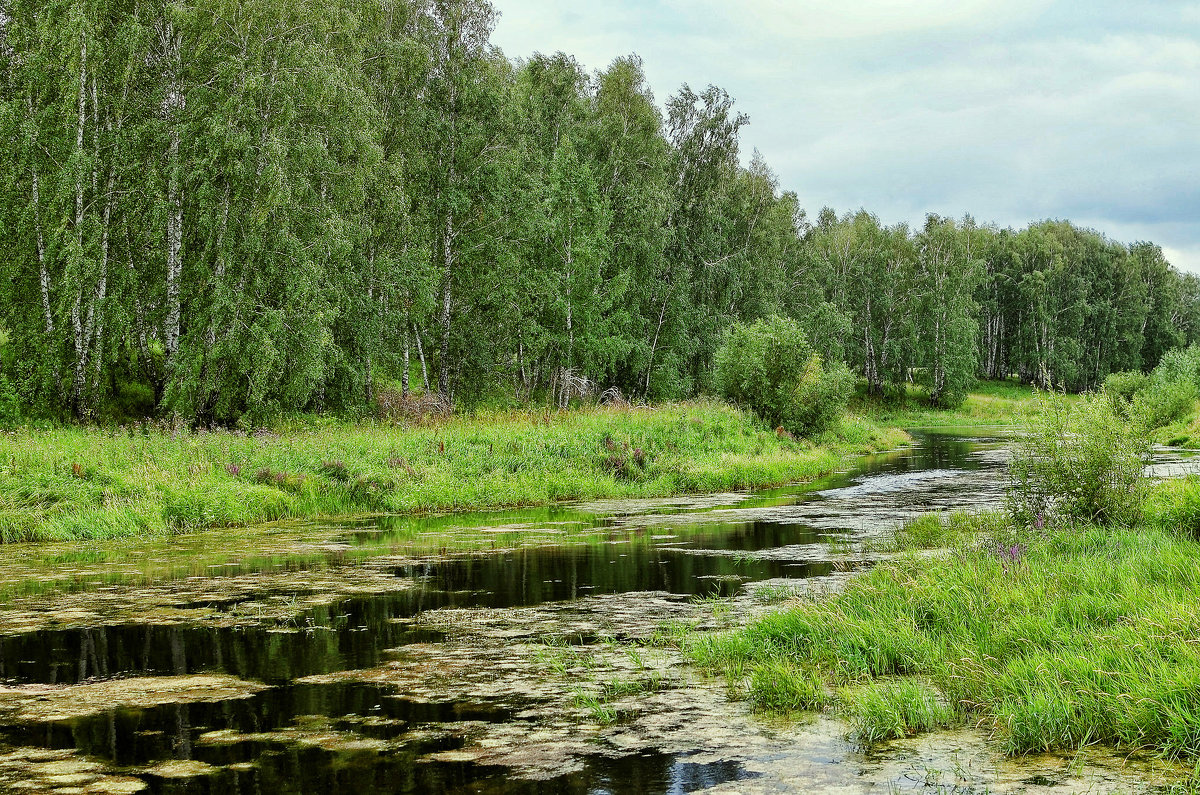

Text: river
xmin=0 ymin=429 xmax=1191 ymax=793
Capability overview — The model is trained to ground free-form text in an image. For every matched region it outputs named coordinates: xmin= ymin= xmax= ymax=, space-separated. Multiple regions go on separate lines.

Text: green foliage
xmin=1132 ymin=378 xmax=1198 ymax=430
xmin=1103 ymin=370 xmax=1148 ymax=405
xmin=1007 ymin=391 xmax=1149 ymax=527
xmin=0 ymin=377 xmax=20 ymax=428
xmin=748 ymin=661 xmax=828 ymax=712
xmin=0 ymin=0 xmax=1194 ymax=421
xmin=890 ymin=510 xmax=1009 ymax=551
xmin=713 ymin=316 xmax=852 ymax=436
xmin=846 ymin=679 xmax=959 ymax=743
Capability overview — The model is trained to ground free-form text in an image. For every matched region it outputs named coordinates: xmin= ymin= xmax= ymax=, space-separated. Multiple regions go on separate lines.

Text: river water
xmin=0 ymin=430 xmax=1192 ymax=793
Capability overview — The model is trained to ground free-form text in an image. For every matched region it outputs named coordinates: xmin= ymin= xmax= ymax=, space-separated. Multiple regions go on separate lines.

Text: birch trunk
xmin=402 ymin=318 xmax=410 ymax=398
xmin=70 ymin=33 xmax=88 ymax=414
xmin=163 ymin=20 xmax=184 ymax=366
xmin=437 ymin=210 xmax=453 ymax=396
xmin=28 ymin=94 xmax=53 ymax=336
xmin=414 ymin=323 xmax=429 ymax=391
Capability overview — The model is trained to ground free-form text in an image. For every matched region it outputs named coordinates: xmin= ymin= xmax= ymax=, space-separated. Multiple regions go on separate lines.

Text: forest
xmin=2 ymin=0 xmax=1198 ymax=424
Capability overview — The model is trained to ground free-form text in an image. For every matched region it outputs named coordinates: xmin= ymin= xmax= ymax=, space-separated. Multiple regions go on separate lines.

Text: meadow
xmin=849 ymin=378 xmax=1068 ymax=428
xmin=0 ymin=400 xmax=908 ymax=542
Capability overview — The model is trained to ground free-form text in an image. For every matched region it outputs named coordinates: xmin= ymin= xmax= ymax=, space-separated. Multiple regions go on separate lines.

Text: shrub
xmin=0 ymin=376 xmax=19 ymax=428
xmin=713 ymin=316 xmax=852 ymax=437
xmin=1102 ymin=370 xmax=1147 ymax=410
xmin=1151 ymin=344 xmax=1200 ymax=386
xmin=1008 ymin=391 xmax=1150 ymax=527
xmin=1131 ymin=377 xmax=1197 ymax=429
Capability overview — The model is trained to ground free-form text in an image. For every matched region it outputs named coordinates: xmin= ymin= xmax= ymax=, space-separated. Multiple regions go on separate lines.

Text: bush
xmin=713 ymin=316 xmax=852 ymax=436
xmin=1008 ymin=391 xmax=1149 ymax=527
xmin=1099 ymin=348 xmax=1200 ymax=437
xmin=0 ymin=376 xmax=20 ymax=428
xmin=1142 ymin=477 xmax=1200 ymax=536
xmin=1131 ymin=377 xmax=1197 ymax=429
xmin=1151 ymin=345 xmax=1200 ymax=386
xmin=1102 ymin=370 xmax=1147 ymax=409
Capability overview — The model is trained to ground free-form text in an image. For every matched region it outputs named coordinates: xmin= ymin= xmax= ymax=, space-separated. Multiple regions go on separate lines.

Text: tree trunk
xmin=163 ymin=20 xmax=184 ymax=370
xmin=28 ymin=94 xmax=53 ymax=336
xmin=644 ymin=295 xmax=668 ymax=397
xmin=402 ymin=320 xmax=410 ymax=398
xmin=437 ymin=211 xmax=453 ymax=396
xmin=70 ymin=33 xmax=88 ymax=415
xmin=414 ymin=322 xmax=429 ymax=392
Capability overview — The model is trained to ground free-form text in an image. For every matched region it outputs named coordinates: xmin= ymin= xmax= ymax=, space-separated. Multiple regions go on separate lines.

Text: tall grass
xmin=850 ymin=379 xmax=1061 ymax=428
xmin=692 ymin=512 xmax=1200 ymax=758
xmin=0 ymin=401 xmax=907 ymax=542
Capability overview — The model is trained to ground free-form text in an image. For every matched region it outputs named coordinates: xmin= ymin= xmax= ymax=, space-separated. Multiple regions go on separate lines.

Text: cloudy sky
xmin=491 ymin=1 xmax=1200 ymax=272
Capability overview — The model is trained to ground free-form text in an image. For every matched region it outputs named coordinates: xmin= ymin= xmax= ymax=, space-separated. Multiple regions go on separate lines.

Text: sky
xmin=491 ymin=0 xmax=1200 ymax=272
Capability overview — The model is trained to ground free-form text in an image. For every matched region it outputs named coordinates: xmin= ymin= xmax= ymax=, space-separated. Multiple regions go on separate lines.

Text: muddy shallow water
xmin=0 ymin=430 xmax=1196 ymax=794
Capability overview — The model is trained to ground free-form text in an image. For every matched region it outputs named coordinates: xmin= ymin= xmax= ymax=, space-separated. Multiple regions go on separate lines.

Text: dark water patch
xmin=407 ymin=542 xmax=836 ymax=607
xmin=0 ymin=594 xmax=446 ymax=685
xmin=0 ymin=681 xmax=519 ymax=768
xmin=134 ymin=747 xmax=757 ymax=795
xmin=447 ymin=753 xmax=760 ymax=795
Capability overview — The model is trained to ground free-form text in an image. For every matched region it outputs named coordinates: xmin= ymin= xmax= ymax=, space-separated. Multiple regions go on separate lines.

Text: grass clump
xmin=749 ymin=661 xmax=828 ymax=712
xmin=890 ymin=510 xmax=1009 ymax=551
xmin=846 ymin=679 xmax=959 ymax=743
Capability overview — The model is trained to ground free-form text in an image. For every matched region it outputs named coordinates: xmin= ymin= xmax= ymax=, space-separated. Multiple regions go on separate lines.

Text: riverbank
xmin=691 ymin=499 xmax=1200 ymax=763
xmin=0 ymin=401 xmax=908 ymax=542
xmin=852 ymin=379 xmax=1053 ymax=428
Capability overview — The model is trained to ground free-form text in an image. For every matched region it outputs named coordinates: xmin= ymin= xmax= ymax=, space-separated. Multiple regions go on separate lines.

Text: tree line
xmin=2 ymin=0 xmax=1196 ymax=423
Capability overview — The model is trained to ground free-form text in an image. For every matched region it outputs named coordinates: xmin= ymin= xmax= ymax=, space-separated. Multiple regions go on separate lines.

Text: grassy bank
xmin=0 ymin=401 xmax=908 ymax=542
xmin=692 ymin=495 xmax=1200 ymax=760
xmin=852 ymin=379 xmax=1056 ymax=428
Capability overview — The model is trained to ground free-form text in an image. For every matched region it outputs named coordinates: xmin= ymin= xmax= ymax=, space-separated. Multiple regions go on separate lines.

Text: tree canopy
xmin=1 ymin=0 xmax=1196 ymax=422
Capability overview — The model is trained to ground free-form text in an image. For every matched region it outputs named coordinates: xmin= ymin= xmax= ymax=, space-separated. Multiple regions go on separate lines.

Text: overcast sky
xmin=491 ymin=0 xmax=1200 ymax=272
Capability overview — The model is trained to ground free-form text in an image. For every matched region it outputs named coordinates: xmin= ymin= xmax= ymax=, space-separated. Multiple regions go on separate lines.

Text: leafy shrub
xmin=1008 ymin=391 xmax=1149 ymax=527
xmin=1102 ymin=370 xmax=1147 ymax=410
xmin=713 ymin=316 xmax=852 ymax=436
xmin=1151 ymin=345 xmax=1200 ymax=386
xmin=0 ymin=376 xmax=20 ymax=428
xmin=1131 ymin=377 xmax=1197 ymax=429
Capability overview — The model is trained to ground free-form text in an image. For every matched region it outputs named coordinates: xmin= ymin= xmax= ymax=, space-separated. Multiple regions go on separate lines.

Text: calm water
xmin=2 ymin=430 xmax=1182 ymax=794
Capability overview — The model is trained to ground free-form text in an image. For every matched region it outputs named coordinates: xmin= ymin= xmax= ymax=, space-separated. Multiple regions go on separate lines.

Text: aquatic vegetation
xmin=748 ymin=661 xmax=827 ymax=713
xmin=845 ymin=679 xmax=959 ymax=743
xmin=0 ymin=402 xmax=907 ymax=541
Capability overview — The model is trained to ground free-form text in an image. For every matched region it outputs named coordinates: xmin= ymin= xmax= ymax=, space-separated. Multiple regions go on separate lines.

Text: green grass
xmin=692 ymin=507 xmax=1200 ymax=757
xmin=851 ymin=379 xmax=1063 ymax=428
xmin=0 ymin=400 xmax=909 ymax=542
xmin=1152 ymin=411 xmax=1200 ymax=449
